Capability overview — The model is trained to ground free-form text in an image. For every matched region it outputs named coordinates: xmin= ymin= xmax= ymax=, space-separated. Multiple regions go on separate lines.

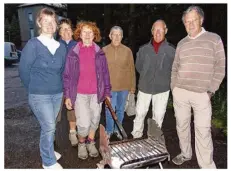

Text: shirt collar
xmin=79 ymin=41 xmax=95 ymax=49
xmin=59 ymin=38 xmax=73 ymax=45
xmin=38 ymin=34 xmax=58 ymax=47
xmin=110 ymin=43 xmax=122 ymax=49
xmin=188 ymin=27 xmax=206 ymax=39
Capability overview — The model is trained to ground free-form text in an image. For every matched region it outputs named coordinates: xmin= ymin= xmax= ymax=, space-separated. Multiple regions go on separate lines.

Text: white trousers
xmin=131 ymin=90 xmax=170 ymax=138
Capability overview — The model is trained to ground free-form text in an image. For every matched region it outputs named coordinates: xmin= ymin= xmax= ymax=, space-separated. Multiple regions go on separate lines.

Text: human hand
xmin=130 ymin=89 xmax=135 ymax=94
xmin=65 ymin=98 xmax=73 ymax=110
xmin=105 ymin=96 xmax=111 ymax=103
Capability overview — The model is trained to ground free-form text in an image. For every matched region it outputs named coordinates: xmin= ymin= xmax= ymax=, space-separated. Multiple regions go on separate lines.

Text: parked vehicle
xmin=16 ymin=49 xmax=22 ymax=61
xmin=4 ymin=42 xmax=19 ymax=65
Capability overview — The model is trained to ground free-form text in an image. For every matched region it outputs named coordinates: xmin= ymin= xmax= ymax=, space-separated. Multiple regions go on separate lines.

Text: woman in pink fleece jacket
xmin=63 ymin=21 xmax=111 ymax=160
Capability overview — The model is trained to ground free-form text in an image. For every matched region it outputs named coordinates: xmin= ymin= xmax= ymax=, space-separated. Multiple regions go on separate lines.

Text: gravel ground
xmin=4 ymin=104 xmax=227 ymax=169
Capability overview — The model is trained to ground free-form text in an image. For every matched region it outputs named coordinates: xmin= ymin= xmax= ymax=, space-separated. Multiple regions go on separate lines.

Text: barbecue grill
xmin=98 ymin=112 xmax=170 ymax=169
xmin=97 ymin=99 xmax=170 ymax=169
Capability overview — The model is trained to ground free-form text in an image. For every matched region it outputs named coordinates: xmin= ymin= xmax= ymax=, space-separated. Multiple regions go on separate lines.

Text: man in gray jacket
xmin=131 ymin=19 xmax=175 ymax=138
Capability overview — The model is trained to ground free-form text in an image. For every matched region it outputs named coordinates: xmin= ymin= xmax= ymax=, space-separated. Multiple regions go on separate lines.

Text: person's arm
xmin=60 ymin=44 xmax=67 ymax=75
xmin=128 ymin=49 xmax=136 ymax=93
xmin=18 ymin=40 xmax=36 ymax=91
xmin=102 ymin=52 xmax=112 ymax=99
xmin=62 ymin=49 xmax=73 ymax=99
xmin=135 ymin=47 xmax=143 ymax=74
xmin=170 ymin=45 xmax=180 ymax=91
xmin=208 ymin=37 xmax=226 ymax=94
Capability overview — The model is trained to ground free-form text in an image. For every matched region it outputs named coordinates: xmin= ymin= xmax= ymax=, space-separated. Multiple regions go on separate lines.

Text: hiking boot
xmin=87 ymin=141 xmax=99 ymax=157
xmin=172 ymin=153 xmax=191 ymax=165
xmin=114 ymin=131 xmax=123 ymax=140
xmin=69 ymin=131 xmax=78 ymax=146
xmin=78 ymin=143 xmax=88 ymax=160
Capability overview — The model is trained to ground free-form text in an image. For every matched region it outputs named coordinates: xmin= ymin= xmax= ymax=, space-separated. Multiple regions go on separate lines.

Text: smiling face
xmin=109 ymin=29 xmax=122 ymax=47
xmin=37 ymin=14 xmax=57 ymax=36
xmin=152 ymin=20 xmax=167 ymax=43
xmin=183 ymin=9 xmax=203 ymax=38
xmin=59 ymin=23 xmax=73 ymax=41
xmin=80 ymin=26 xmax=94 ymax=46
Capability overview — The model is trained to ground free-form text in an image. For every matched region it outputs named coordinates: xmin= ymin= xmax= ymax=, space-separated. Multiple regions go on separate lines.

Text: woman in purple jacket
xmin=63 ymin=21 xmax=111 ymax=160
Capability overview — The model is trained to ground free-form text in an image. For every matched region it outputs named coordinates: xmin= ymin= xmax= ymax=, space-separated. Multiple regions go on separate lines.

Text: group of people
xmin=19 ymin=5 xmax=225 ymax=169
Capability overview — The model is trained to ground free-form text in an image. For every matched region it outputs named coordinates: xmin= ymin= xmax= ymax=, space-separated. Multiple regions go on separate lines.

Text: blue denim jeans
xmin=105 ymin=90 xmax=129 ymax=134
xmin=28 ymin=93 xmax=63 ymax=167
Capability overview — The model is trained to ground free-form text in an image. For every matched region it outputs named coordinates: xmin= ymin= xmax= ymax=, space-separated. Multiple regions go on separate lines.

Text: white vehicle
xmin=4 ymin=42 xmax=19 ymax=65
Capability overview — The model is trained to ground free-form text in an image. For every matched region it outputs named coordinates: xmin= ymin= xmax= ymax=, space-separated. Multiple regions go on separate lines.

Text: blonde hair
xmin=36 ymin=8 xmax=58 ymax=34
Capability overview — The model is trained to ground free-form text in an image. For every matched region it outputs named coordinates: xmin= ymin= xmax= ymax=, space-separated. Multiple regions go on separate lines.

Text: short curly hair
xmin=58 ymin=18 xmax=73 ymax=33
xmin=73 ymin=21 xmax=101 ymax=42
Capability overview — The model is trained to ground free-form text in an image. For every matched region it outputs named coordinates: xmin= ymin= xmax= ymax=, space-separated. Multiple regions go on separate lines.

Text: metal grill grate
xmin=109 ymin=137 xmax=169 ymax=168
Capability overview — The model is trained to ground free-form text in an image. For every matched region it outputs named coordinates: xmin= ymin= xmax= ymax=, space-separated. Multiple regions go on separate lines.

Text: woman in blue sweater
xmin=19 ymin=8 xmax=66 ymax=169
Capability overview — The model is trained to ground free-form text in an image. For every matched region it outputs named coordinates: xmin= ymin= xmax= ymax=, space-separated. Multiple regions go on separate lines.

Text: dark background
xmin=67 ymin=4 xmax=227 ymax=54
xmin=5 ymin=4 xmax=227 ymax=53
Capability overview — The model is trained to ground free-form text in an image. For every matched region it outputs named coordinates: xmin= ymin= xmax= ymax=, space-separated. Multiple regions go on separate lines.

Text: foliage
xmin=8 ymin=15 xmax=21 ymax=47
xmin=4 ymin=4 xmax=21 ymax=48
xmin=211 ymin=80 xmax=227 ymax=136
xmin=167 ymin=93 xmax=173 ymax=109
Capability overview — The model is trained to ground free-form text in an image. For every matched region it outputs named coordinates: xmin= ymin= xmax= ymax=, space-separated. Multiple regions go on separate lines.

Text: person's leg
xmin=54 ymin=96 xmax=64 ymax=144
xmin=51 ymin=93 xmax=63 ymax=156
xmin=87 ymin=94 xmax=102 ymax=157
xmin=55 ymin=96 xmax=64 ymax=123
xmin=67 ymin=110 xmax=78 ymax=146
xmin=114 ymin=90 xmax=129 ymax=139
xmin=131 ymin=91 xmax=152 ymax=138
xmin=75 ymin=94 xmax=91 ymax=159
xmin=191 ymin=92 xmax=216 ymax=168
xmin=151 ymin=90 xmax=170 ymax=128
xmin=52 ymin=93 xmax=63 ymax=121
xmin=172 ymin=87 xmax=192 ymax=165
xmin=105 ymin=91 xmax=117 ymax=136
xmin=28 ymin=94 xmax=61 ymax=167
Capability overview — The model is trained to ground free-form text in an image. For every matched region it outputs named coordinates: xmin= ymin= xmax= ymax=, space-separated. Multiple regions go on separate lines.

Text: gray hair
xmin=109 ymin=26 xmax=123 ymax=37
xmin=151 ymin=19 xmax=167 ymax=32
xmin=182 ymin=5 xmax=204 ymax=23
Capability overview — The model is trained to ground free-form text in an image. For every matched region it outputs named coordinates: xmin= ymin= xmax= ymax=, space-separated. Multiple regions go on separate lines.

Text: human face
xmin=38 ymin=15 xmax=57 ymax=36
xmin=59 ymin=23 xmax=73 ymax=41
xmin=152 ymin=21 xmax=167 ymax=43
xmin=183 ymin=9 xmax=203 ymax=38
xmin=110 ymin=29 xmax=122 ymax=47
xmin=80 ymin=26 xmax=94 ymax=46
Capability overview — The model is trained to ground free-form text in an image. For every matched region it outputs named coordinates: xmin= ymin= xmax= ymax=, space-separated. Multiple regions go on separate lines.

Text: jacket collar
xmin=59 ymin=38 xmax=75 ymax=45
xmin=188 ymin=27 xmax=206 ymax=39
xmin=109 ymin=43 xmax=123 ymax=49
xmin=72 ymin=41 xmax=101 ymax=55
xmin=148 ymin=38 xmax=168 ymax=46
